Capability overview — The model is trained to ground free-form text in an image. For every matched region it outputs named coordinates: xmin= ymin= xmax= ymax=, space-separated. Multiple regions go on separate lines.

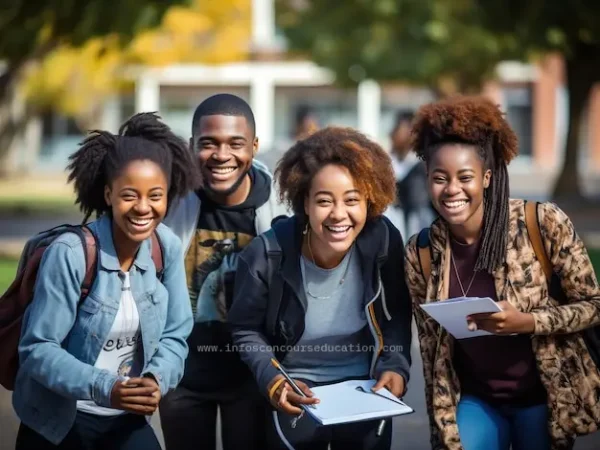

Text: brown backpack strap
xmin=150 ymin=231 xmax=164 ymax=279
xmin=524 ymin=201 xmax=553 ymax=281
xmin=80 ymin=226 xmax=98 ymax=300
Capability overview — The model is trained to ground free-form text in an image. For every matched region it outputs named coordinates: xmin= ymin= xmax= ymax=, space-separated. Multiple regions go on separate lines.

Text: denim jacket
xmin=12 ymin=214 xmax=193 ymax=444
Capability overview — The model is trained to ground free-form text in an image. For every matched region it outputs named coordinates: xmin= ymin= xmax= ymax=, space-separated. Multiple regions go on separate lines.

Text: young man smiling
xmin=160 ymin=94 xmax=287 ymax=450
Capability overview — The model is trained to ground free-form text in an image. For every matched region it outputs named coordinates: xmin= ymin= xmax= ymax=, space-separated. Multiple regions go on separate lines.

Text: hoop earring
xmin=303 ymin=222 xmax=309 ymax=235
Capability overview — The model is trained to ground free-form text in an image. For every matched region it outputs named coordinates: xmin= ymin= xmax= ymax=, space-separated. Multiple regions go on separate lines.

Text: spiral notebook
xmin=303 ymin=379 xmax=414 ymax=426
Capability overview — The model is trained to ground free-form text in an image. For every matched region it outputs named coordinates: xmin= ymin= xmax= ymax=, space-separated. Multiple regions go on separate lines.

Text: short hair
xmin=410 ymin=95 xmax=519 ymax=273
xmin=275 ymin=126 xmax=396 ymax=221
xmin=67 ymin=112 xmax=201 ymax=223
xmin=191 ymin=93 xmax=256 ymax=137
xmin=295 ymin=105 xmax=314 ymax=125
xmin=393 ymin=110 xmax=414 ymax=129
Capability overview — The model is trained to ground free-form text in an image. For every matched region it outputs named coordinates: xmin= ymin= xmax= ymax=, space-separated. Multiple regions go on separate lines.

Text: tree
xmin=276 ymin=0 xmax=518 ymax=93
xmin=0 ymin=0 xmax=188 ymax=174
xmin=18 ymin=0 xmax=251 ymax=137
xmin=276 ymin=0 xmax=600 ymax=201
xmin=129 ymin=0 xmax=251 ymax=65
xmin=473 ymin=0 xmax=600 ymax=201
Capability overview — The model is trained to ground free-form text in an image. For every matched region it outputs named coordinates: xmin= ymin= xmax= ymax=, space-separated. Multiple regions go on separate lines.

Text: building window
xmin=503 ymin=85 xmax=533 ymax=157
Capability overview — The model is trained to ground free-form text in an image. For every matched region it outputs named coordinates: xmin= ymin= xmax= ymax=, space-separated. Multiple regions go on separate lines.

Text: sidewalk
xmin=0 ymin=173 xmax=73 ymax=200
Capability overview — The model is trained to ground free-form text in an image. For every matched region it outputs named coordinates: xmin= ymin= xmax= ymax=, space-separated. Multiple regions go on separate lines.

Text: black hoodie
xmin=180 ymin=166 xmax=272 ymax=391
xmin=227 ymin=214 xmax=413 ymax=399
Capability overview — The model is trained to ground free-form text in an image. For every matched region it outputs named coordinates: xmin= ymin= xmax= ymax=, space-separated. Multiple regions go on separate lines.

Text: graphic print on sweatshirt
xmin=184 ymin=229 xmax=253 ymax=323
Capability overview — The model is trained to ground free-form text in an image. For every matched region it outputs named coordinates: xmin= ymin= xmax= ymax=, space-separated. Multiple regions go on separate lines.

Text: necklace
xmin=451 ymin=252 xmax=477 ymax=297
xmin=302 ymin=231 xmax=352 ymax=300
xmin=450 ymin=236 xmax=472 ymax=247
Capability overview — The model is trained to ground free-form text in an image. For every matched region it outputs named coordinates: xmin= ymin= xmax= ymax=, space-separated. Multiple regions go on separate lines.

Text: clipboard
xmin=419 ymin=296 xmax=502 ymax=339
xmin=302 ymin=379 xmax=414 ymax=426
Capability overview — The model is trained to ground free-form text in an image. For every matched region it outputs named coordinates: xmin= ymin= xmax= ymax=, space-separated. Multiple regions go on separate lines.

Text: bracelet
xmin=268 ymin=377 xmax=286 ymax=400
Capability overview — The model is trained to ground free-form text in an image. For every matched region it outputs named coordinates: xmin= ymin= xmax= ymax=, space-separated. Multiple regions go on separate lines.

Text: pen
xmin=270 ymin=358 xmax=317 ymax=409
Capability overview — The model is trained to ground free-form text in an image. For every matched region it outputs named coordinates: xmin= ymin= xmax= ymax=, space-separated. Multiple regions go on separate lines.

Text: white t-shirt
xmin=77 ymin=272 xmax=143 ymax=416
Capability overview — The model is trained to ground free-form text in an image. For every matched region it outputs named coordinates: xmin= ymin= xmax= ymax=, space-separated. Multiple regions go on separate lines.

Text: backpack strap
xmin=524 ymin=201 xmax=553 ymax=281
xmin=80 ymin=226 xmax=99 ymax=302
xmin=260 ymin=228 xmax=283 ymax=337
xmin=417 ymin=227 xmax=432 ymax=281
xmin=150 ymin=230 xmax=164 ymax=281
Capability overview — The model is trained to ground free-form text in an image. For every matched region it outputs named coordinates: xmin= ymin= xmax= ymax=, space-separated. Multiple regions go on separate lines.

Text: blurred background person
xmin=293 ymin=106 xmax=320 ymax=141
xmin=258 ymin=105 xmax=320 ymax=174
xmin=386 ymin=111 xmax=435 ymax=241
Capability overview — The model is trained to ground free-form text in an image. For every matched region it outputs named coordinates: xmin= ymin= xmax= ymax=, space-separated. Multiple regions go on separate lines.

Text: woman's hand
xmin=467 ymin=300 xmax=535 ymax=335
xmin=110 ymin=377 xmax=161 ymax=415
xmin=373 ymin=371 xmax=405 ymax=397
xmin=267 ymin=375 xmax=319 ymax=415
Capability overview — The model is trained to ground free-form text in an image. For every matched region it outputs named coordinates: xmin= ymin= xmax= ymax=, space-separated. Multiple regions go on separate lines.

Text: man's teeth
xmin=444 ymin=200 xmax=468 ymax=209
xmin=211 ymin=167 xmax=236 ymax=174
xmin=326 ymin=225 xmax=351 ymax=232
xmin=129 ymin=218 xmax=152 ymax=226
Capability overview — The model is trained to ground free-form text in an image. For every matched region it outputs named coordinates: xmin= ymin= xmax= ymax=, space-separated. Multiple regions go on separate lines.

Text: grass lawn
xmin=0 ymin=175 xmax=77 ymax=216
xmin=1 ymin=250 xmax=599 ymax=296
xmin=0 ymin=258 xmax=17 ymax=293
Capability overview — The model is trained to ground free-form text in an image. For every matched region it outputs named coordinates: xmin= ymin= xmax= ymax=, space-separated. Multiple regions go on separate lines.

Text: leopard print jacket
xmin=404 ymin=199 xmax=600 ymax=450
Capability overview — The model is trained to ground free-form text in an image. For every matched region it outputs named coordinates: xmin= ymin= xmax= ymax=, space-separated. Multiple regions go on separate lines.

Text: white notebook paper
xmin=419 ymin=296 xmax=502 ymax=339
xmin=303 ymin=379 xmax=414 ymax=426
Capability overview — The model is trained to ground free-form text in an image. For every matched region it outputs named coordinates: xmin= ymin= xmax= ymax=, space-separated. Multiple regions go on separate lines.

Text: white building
xmin=35 ymin=0 xmax=600 ymax=198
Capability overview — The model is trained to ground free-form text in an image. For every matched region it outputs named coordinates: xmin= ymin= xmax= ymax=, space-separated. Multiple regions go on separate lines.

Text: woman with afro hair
xmin=228 ymin=126 xmax=413 ymax=449
xmin=12 ymin=112 xmax=200 ymax=449
xmin=404 ymin=95 xmax=600 ymax=450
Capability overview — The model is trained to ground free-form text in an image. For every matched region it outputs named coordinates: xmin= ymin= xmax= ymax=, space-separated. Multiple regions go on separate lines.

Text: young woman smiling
xmin=228 ymin=127 xmax=413 ymax=450
xmin=12 ymin=113 xmax=200 ymax=450
xmin=404 ymin=96 xmax=600 ymax=450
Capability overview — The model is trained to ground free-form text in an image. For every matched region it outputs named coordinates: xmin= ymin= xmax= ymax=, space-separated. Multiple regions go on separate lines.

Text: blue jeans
xmin=456 ymin=395 xmax=551 ymax=450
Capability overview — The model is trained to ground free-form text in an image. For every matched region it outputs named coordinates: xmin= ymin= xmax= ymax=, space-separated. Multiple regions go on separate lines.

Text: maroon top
xmin=449 ymin=237 xmax=547 ymax=407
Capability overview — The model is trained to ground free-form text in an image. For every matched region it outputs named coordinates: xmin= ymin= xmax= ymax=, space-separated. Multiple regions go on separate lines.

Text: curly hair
xmin=411 ymin=95 xmax=519 ymax=273
xmin=67 ymin=112 xmax=201 ymax=223
xmin=275 ymin=126 xmax=396 ymax=221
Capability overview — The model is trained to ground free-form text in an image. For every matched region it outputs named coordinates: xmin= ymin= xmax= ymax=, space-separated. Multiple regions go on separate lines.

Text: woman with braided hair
xmin=404 ymin=96 xmax=600 ymax=450
xmin=12 ymin=112 xmax=200 ymax=449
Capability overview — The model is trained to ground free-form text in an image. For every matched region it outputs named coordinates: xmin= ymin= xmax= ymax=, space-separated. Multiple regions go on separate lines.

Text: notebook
xmin=419 ymin=296 xmax=503 ymax=339
xmin=302 ymin=379 xmax=414 ymax=426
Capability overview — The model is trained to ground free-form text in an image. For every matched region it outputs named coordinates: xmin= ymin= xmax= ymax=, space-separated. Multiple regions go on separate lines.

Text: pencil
xmin=270 ymin=358 xmax=317 ymax=409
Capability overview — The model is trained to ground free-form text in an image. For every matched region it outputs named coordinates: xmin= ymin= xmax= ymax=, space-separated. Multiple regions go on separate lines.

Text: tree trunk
xmin=551 ymin=56 xmax=597 ymax=203
xmin=0 ymin=71 xmax=30 ymax=176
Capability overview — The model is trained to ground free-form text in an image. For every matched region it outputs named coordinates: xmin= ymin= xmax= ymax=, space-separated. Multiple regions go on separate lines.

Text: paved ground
xmin=3 ymin=325 xmax=600 ymax=450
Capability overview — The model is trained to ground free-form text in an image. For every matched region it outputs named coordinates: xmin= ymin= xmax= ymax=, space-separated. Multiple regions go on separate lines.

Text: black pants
xmin=267 ymin=409 xmax=393 ymax=450
xmin=159 ymin=379 xmax=268 ymax=450
xmin=16 ymin=411 xmax=161 ymax=450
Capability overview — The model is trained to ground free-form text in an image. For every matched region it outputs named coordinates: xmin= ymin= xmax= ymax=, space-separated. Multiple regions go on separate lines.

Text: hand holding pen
xmin=268 ymin=358 xmax=320 ymax=416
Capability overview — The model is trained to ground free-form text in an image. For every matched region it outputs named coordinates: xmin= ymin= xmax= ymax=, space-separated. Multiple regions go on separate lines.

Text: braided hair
xmin=67 ymin=112 xmax=201 ymax=223
xmin=411 ymin=96 xmax=518 ymax=274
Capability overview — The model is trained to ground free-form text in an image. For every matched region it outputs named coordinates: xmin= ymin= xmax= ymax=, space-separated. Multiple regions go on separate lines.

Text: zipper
xmin=364 ymin=276 xmax=383 ymax=378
